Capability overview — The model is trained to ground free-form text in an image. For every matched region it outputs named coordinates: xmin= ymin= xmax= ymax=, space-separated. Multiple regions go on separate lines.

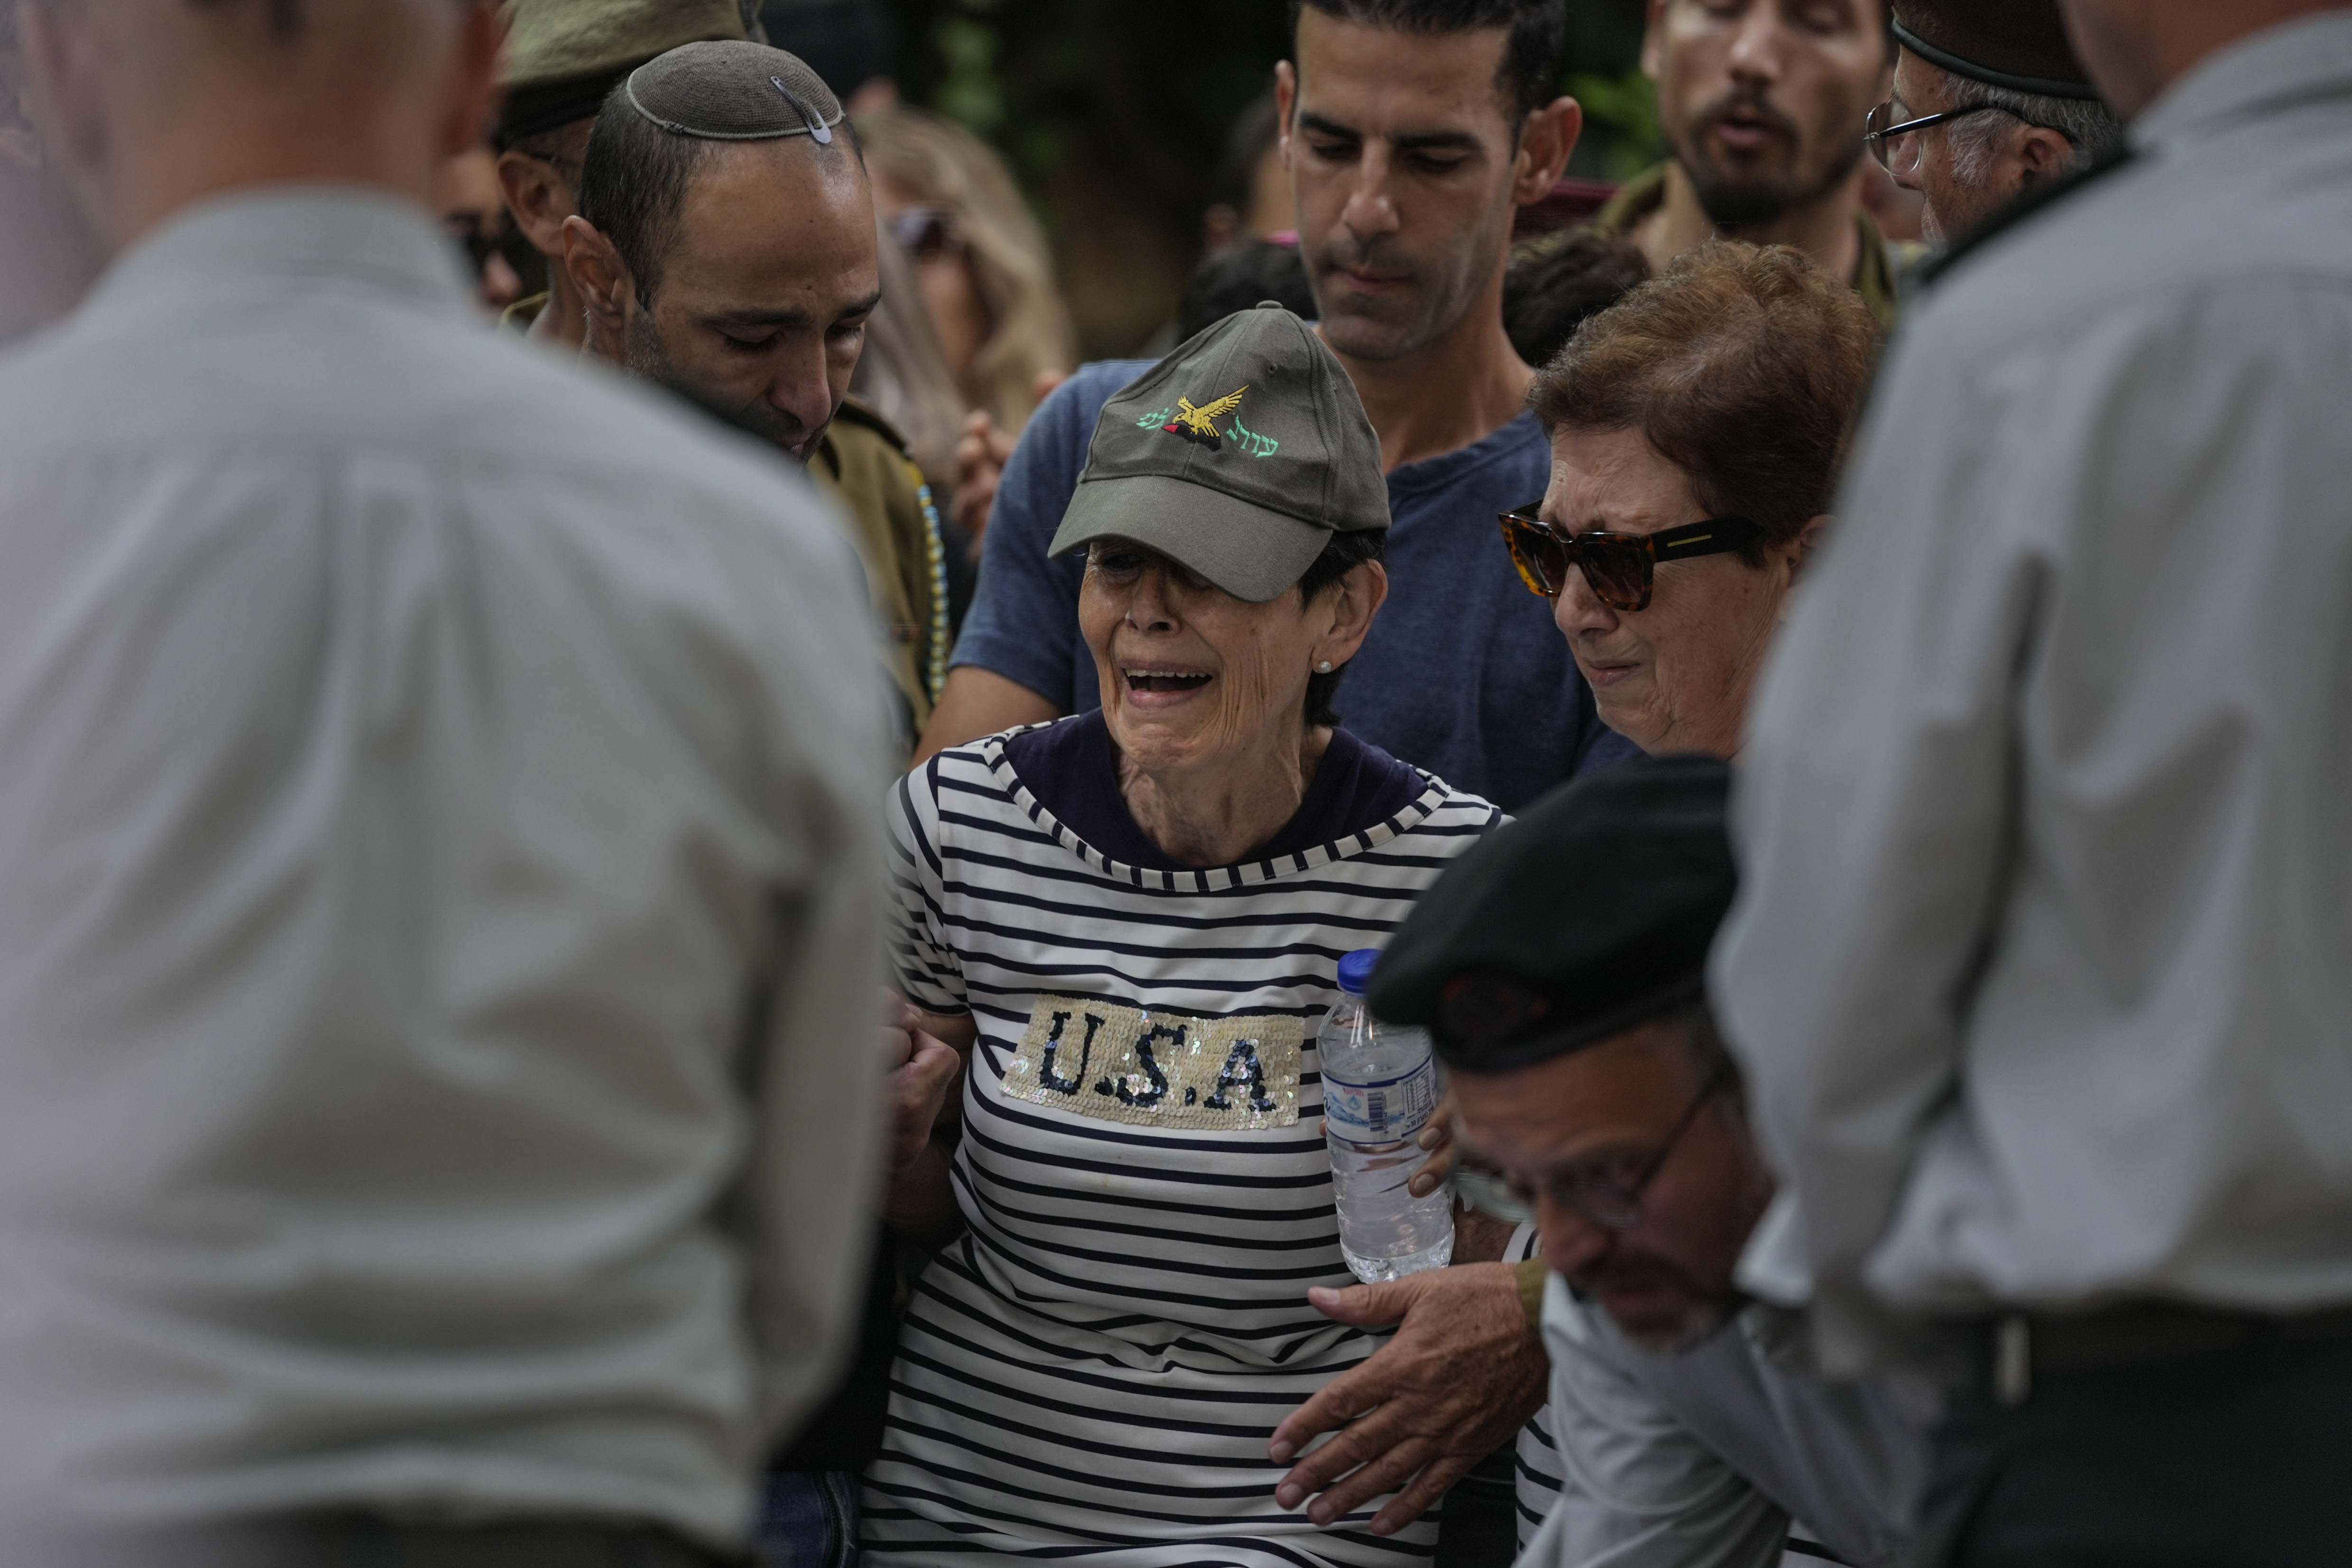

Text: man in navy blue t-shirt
xmin=917 ymin=3 xmax=1638 ymax=815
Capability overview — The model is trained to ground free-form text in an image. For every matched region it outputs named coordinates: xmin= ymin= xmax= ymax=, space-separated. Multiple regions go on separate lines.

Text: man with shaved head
xmin=564 ymin=40 xmax=950 ymax=743
xmin=0 ymin=1 xmax=888 ymax=1561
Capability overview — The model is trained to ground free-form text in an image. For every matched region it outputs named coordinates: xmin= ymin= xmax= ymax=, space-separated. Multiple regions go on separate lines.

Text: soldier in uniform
xmin=1535 ymin=0 xmax=1900 ymax=331
xmin=490 ymin=0 xmax=758 ymax=348
xmin=558 ymin=41 xmax=947 ymax=741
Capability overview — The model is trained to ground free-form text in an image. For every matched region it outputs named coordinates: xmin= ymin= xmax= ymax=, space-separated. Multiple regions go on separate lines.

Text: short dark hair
xmin=1211 ymin=89 xmax=1284 ymax=215
xmin=1297 ymin=526 xmax=1387 ymax=728
xmin=1530 ymin=242 xmax=1877 ymax=560
xmin=576 ymin=85 xmax=717 ymax=309
xmin=1289 ymin=0 xmax=1567 ymax=123
xmin=1668 ymin=1002 xmax=1744 ymax=1120
xmin=1176 ymin=241 xmax=1317 ymax=342
xmin=1503 ymin=231 xmax=1650 ymax=371
xmin=575 ymin=85 xmax=862 ymax=309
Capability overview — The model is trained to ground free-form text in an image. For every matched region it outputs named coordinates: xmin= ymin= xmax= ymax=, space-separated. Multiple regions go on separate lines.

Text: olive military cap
xmin=496 ymin=0 xmax=759 ymax=147
xmin=1048 ymin=303 xmax=1388 ymax=604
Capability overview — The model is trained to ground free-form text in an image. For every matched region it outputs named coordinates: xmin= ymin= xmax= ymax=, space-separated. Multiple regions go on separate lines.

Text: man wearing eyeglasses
xmin=1370 ymin=756 xmax=1928 ymax=1568
xmin=1862 ymin=0 xmax=2121 ymax=243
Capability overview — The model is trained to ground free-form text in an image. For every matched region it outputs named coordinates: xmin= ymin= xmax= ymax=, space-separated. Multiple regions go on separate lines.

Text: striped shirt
xmin=864 ymin=722 xmax=1500 ymax=1568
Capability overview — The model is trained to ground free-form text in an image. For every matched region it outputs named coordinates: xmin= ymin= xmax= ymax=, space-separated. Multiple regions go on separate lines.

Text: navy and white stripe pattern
xmin=865 ymin=729 xmax=1500 ymax=1568
xmin=1508 ymin=1227 xmax=1568 ymax=1554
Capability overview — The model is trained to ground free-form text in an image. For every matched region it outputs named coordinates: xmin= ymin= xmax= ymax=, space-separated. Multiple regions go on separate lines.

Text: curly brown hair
xmin=1529 ymin=241 xmax=1877 ymax=561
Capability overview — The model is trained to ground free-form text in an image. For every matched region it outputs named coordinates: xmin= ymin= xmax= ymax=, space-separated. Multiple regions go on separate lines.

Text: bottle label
xmin=1323 ymin=1055 xmax=1437 ymax=1139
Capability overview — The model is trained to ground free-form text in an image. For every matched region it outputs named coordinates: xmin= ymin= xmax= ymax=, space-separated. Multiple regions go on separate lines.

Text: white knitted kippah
xmin=623 ymin=39 xmax=845 ymax=143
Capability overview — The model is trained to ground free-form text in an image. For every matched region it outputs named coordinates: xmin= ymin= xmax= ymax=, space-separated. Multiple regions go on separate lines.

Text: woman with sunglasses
xmin=1500 ymin=241 xmax=1876 ymax=759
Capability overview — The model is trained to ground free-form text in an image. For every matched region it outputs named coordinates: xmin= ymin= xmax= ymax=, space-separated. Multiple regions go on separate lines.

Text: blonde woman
xmin=855 ymin=107 xmax=1076 ymax=437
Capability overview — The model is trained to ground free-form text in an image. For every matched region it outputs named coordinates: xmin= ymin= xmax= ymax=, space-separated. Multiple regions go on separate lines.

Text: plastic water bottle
xmin=1320 ymin=948 xmax=1454 ymax=1283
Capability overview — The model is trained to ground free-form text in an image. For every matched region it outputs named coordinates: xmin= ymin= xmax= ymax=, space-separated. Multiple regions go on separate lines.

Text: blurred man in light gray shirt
xmin=1718 ymin=3 xmax=2352 ymax=1564
xmin=0 ymin=1 xmax=887 ymax=1562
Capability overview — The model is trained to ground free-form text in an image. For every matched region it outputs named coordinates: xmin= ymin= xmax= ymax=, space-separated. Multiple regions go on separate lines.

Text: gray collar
xmin=82 ymin=184 xmax=473 ymax=322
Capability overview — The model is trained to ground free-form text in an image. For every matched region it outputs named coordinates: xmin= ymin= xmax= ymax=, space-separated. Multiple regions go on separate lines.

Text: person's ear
xmin=1312 ymin=558 xmax=1390 ymax=671
xmin=1514 ymin=95 xmax=1583 ymax=205
xmin=1274 ymin=60 xmax=1297 ymax=174
xmin=1788 ymin=514 xmax=1832 ymax=588
xmin=500 ymin=149 xmax=574 ymax=258
xmin=2014 ymin=124 xmax=2075 ymax=188
xmin=561 ymin=214 xmax=631 ymax=335
xmin=441 ymin=1 xmax=507 ymax=158
xmin=1639 ymin=0 xmax=1668 ymax=83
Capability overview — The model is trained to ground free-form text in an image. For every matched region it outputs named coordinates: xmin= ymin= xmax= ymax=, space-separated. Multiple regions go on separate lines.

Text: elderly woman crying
xmin=866 ymin=304 xmax=1513 ymax=1568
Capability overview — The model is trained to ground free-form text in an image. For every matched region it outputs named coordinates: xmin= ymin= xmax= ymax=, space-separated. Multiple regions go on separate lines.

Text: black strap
xmin=1916 ymin=148 xmax=2139 ymax=290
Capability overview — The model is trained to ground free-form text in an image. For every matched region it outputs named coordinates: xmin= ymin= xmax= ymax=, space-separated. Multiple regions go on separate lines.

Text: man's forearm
xmin=913 ymin=666 xmax=1060 ymax=766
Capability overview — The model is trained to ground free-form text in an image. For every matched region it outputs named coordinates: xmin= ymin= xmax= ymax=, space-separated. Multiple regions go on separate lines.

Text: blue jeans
xmin=756 ymin=1470 xmax=860 ymax=1568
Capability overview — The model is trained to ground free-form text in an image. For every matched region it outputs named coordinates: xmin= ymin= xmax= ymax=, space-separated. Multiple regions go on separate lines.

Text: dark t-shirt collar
xmin=1001 ymin=710 xmax=1426 ymax=874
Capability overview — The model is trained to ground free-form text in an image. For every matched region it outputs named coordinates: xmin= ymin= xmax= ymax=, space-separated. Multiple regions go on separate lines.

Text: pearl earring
xmin=1316 ymin=661 xmax=1333 ymax=673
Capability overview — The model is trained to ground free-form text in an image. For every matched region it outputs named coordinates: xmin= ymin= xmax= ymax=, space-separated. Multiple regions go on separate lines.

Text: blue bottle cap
xmin=1336 ymin=948 xmax=1381 ymax=996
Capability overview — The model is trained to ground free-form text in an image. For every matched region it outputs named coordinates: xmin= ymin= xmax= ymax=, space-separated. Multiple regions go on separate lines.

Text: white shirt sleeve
xmin=1710 ymin=310 xmax=2030 ymax=1353
xmin=736 ymin=502 xmax=897 ymax=1442
xmin=1522 ymin=1282 xmax=1791 ymax=1568
xmin=1717 ymin=245 xmax=2352 ymax=1341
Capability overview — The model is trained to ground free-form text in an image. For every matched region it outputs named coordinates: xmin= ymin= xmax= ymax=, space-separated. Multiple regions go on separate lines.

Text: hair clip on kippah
xmin=771 ymin=78 xmax=834 ymax=144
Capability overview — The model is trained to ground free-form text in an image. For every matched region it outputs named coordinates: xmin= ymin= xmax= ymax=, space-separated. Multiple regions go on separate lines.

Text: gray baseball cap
xmin=1048 ymin=303 xmax=1389 ymax=603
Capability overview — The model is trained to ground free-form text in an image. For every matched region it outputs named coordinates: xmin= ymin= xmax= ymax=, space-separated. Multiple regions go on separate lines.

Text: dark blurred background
xmin=864 ymin=0 xmax=1655 ymax=359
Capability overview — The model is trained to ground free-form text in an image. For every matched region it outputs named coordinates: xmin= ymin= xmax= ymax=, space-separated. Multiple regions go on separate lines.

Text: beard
xmin=622 ymin=312 xmax=829 ymax=463
xmin=1567 ymin=1251 xmax=1746 ymax=1353
xmin=1671 ymin=86 xmax=1864 ymax=231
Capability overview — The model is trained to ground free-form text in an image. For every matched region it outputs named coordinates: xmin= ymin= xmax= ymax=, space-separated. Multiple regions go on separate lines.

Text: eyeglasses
xmin=1863 ymin=99 xmax=2041 ymax=179
xmin=887 ymin=205 xmax=956 ymax=265
xmin=444 ymin=213 xmax=538 ymax=283
xmin=1511 ymin=1061 xmax=1733 ymax=1232
xmin=1499 ymin=503 xmax=1762 ymax=612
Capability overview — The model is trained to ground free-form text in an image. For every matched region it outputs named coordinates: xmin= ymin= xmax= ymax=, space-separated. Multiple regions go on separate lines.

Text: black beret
xmin=1890 ymin=0 xmax=2103 ymax=100
xmin=1367 ymin=753 xmax=1734 ymax=1074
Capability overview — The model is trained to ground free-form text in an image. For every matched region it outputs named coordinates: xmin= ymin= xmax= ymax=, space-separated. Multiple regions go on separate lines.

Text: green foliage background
xmin=881 ymin=0 xmax=1656 ymax=356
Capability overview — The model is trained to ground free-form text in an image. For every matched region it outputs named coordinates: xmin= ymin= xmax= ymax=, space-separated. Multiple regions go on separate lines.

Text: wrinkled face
xmin=1080 ymin=543 xmax=1337 ymax=773
xmin=623 ymin=138 xmax=879 ymax=462
xmin=1452 ymin=1023 xmax=1771 ymax=1349
xmin=1889 ymin=50 xmax=2019 ymax=241
xmin=1647 ymin=0 xmax=1889 ymax=228
xmin=1283 ymin=9 xmax=1525 ymax=362
xmin=1545 ymin=425 xmax=1798 ymax=757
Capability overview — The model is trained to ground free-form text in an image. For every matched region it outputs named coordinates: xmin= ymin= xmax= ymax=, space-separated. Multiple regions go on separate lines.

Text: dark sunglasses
xmin=1510 ymin=1061 xmax=1733 ymax=1232
xmin=446 ymin=214 xmax=537 ymax=281
xmin=1498 ymin=503 xmax=1762 ymax=612
xmin=887 ymin=205 xmax=956 ymax=265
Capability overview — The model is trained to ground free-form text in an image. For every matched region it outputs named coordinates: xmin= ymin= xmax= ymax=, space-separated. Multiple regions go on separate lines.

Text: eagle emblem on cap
xmin=1164 ymin=387 xmax=1247 ymax=450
